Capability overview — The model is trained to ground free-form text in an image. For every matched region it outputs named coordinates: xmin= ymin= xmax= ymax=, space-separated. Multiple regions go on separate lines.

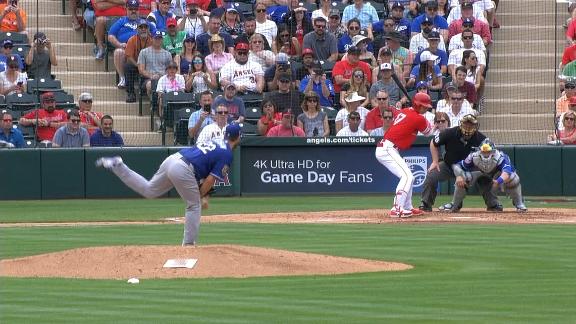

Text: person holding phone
xmin=0 ymin=55 xmax=26 ymax=95
xmin=25 ymin=32 xmax=58 ymax=80
xmin=187 ymin=90 xmax=215 ymax=142
xmin=0 ymin=0 xmax=27 ymax=33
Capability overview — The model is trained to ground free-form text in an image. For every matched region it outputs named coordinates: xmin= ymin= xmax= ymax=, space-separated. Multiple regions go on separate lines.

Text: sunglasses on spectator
xmin=565 ymin=117 xmax=575 ymax=121
xmin=349 ymin=26 xmax=359 ymax=30
xmin=462 ymin=36 xmax=473 ymax=40
xmin=81 ymin=99 xmax=93 ymax=103
xmin=216 ymin=111 xmax=228 ymax=114
xmin=435 ymin=119 xmax=447 ymax=123
xmin=377 ymin=97 xmax=388 ymax=101
xmin=279 ymin=79 xmax=291 ymax=83
xmin=70 ymin=119 xmax=81 ymax=123
xmin=566 ymin=84 xmax=576 ymax=89
xmin=252 ymin=40 xmax=263 ymax=44
xmin=3 ymin=118 xmax=12 ymax=122
xmin=193 ymin=59 xmax=203 ymax=64
xmin=382 ymin=116 xmax=393 ymax=120
xmin=256 ymin=9 xmax=266 ymax=12
xmin=353 ymin=73 xmax=364 ymax=78
xmin=451 ymin=97 xmax=464 ymax=101
xmin=237 ymin=51 xmax=248 ymax=56
xmin=306 ymin=98 xmax=318 ymax=102
xmin=3 ymin=45 xmax=13 ymax=49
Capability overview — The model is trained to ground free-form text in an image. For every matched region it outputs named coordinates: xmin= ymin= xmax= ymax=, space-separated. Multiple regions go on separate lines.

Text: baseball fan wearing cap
xmin=219 ymin=42 xmax=264 ymax=93
xmin=177 ymin=0 xmax=206 ymax=39
xmin=0 ymin=39 xmax=23 ymax=73
xmin=410 ymin=0 xmax=449 ymax=40
xmin=372 ymin=2 xmax=411 ymax=41
xmin=299 ymin=61 xmax=334 ymax=107
xmin=412 ymin=30 xmax=448 ymax=74
xmin=407 ymin=50 xmax=443 ymax=90
xmin=409 ymin=17 xmax=447 ymax=54
xmin=332 ymin=45 xmax=372 ymax=93
xmin=96 ymin=123 xmax=242 ymax=246
xmin=147 ymin=0 xmax=176 ymax=32
xmin=19 ymin=92 xmax=68 ymax=142
xmin=419 ymin=113 xmax=502 ymax=212
xmin=447 ymin=18 xmax=486 ymax=52
xmin=375 ymin=92 xmax=437 ymax=218
xmin=162 ymin=17 xmax=187 ymax=55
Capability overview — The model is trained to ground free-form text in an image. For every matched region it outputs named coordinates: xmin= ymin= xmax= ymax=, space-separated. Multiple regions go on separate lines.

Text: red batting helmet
xmin=412 ymin=92 xmax=432 ymax=113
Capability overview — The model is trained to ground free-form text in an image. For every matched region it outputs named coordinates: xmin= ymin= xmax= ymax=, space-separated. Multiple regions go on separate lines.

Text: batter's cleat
xmin=418 ymin=203 xmax=432 ymax=212
xmin=486 ymin=204 xmax=504 ymax=212
xmin=410 ymin=208 xmax=425 ymax=216
xmin=515 ymin=204 xmax=528 ymax=213
xmin=95 ymin=156 xmax=123 ymax=169
xmin=438 ymin=202 xmax=461 ymax=213
xmin=390 ymin=209 xmax=413 ymax=218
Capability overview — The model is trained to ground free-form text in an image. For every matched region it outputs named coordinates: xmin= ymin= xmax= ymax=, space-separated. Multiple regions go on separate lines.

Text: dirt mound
xmin=0 ymin=245 xmax=412 ymax=280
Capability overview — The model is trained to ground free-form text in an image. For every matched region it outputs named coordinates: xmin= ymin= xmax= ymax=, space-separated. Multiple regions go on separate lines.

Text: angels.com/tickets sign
xmin=240 ymin=145 xmax=431 ymax=193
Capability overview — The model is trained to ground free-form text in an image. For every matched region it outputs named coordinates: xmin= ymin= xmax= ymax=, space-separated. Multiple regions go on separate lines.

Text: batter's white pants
xmin=110 ymin=152 xmax=201 ymax=245
xmin=375 ymin=140 xmax=414 ymax=212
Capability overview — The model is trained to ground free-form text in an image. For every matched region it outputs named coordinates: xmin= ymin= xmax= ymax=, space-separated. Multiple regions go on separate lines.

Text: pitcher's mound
xmin=0 ymin=245 xmax=412 ymax=280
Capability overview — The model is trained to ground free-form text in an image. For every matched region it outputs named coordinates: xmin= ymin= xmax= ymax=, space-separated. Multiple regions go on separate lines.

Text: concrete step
xmin=67 ymin=86 xmax=129 ymax=101
xmin=21 ymin=1 xmax=62 ymax=15
xmin=483 ymin=99 xmax=554 ymax=114
xmin=41 ymin=27 xmax=90 ymax=44
xmin=497 ymin=0 xmax=555 ymax=13
xmin=491 ymin=40 xmax=565 ymax=53
xmin=120 ymin=131 xmax=173 ymax=146
xmin=488 ymin=68 xmax=556 ymax=84
xmin=94 ymin=100 xmax=152 ymax=116
xmin=113 ymin=115 xmax=151 ymax=132
xmin=497 ymin=13 xmax=560 ymax=27
xmin=53 ymin=56 xmax=109 ymax=73
xmin=484 ymin=83 xmax=555 ymax=99
xmin=488 ymin=54 xmax=557 ymax=70
xmin=56 ymin=43 xmax=98 ymax=58
xmin=493 ymin=26 xmax=564 ymax=41
xmin=482 ymin=130 xmax=550 ymax=145
xmin=479 ymin=114 xmax=552 ymax=130
xmin=56 ymin=71 xmax=117 ymax=87
xmin=29 ymin=14 xmax=79 ymax=28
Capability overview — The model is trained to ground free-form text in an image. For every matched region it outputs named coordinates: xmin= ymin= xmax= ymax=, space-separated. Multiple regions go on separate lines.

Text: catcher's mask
xmin=460 ymin=114 xmax=478 ymax=139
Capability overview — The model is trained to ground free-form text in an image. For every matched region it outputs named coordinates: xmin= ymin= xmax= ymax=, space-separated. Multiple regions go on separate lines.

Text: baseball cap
xmin=428 ymin=30 xmax=441 ymax=40
xmin=384 ymin=30 xmax=403 ymax=41
xmin=225 ymin=123 xmax=242 ymax=139
xmin=445 ymin=82 xmax=458 ymax=91
xmin=462 ymin=17 xmax=474 ymax=26
xmin=79 ymin=92 xmax=93 ymax=101
xmin=137 ymin=19 xmax=149 ymax=27
xmin=329 ymin=9 xmax=340 ymax=17
xmin=282 ymin=109 xmax=293 ymax=117
xmin=302 ymin=48 xmax=314 ymax=57
xmin=278 ymin=73 xmax=291 ymax=82
xmin=347 ymin=45 xmax=361 ymax=54
xmin=566 ymin=80 xmax=576 ymax=88
xmin=416 ymin=81 xmax=428 ymax=89
xmin=569 ymin=96 xmax=576 ymax=105
xmin=2 ymin=39 xmax=13 ymax=47
xmin=352 ymin=35 xmax=369 ymax=46
xmin=153 ymin=31 xmax=164 ymax=38
xmin=34 ymin=32 xmax=47 ymax=42
xmin=186 ymin=0 xmax=199 ymax=4
xmin=225 ymin=2 xmax=239 ymax=13
xmin=379 ymin=46 xmax=392 ymax=56
xmin=391 ymin=1 xmax=404 ymax=9
xmin=126 ymin=0 xmax=139 ymax=8
xmin=420 ymin=50 xmax=439 ymax=62
xmin=225 ymin=83 xmax=236 ymax=90
xmin=235 ymin=42 xmax=249 ymax=51
xmin=276 ymin=52 xmax=289 ymax=63
xmin=421 ymin=16 xmax=433 ymax=25
xmin=185 ymin=34 xmax=196 ymax=42
xmin=41 ymin=92 xmax=55 ymax=101
xmin=426 ymin=0 xmax=438 ymax=8
xmin=461 ymin=1 xmax=473 ymax=9
xmin=167 ymin=17 xmax=178 ymax=27
xmin=380 ymin=62 xmax=392 ymax=70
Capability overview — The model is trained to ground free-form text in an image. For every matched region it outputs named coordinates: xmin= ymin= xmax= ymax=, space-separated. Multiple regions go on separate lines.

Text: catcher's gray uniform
xmin=447 ymin=141 xmax=527 ymax=212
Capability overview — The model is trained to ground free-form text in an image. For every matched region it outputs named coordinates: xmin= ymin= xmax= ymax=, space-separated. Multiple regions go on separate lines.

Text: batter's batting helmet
xmin=412 ymin=92 xmax=432 ymax=113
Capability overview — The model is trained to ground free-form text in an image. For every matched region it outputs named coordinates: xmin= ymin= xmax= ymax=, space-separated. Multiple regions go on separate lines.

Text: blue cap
xmin=416 ymin=81 xmax=428 ymax=89
xmin=421 ymin=16 xmax=433 ymax=25
xmin=391 ymin=1 xmax=404 ymax=9
xmin=462 ymin=17 xmax=474 ymax=26
xmin=127 ymin=0 xmax=139 ymax=8
xmin=153 ymin=30 xmax=164 ymax=38
xmin=225 ymin=123 xmax=242 ymax=139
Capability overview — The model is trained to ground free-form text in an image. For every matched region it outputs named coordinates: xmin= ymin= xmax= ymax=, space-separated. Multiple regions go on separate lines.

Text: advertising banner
xmin=241 ymin=145 xmax=431 ymax=193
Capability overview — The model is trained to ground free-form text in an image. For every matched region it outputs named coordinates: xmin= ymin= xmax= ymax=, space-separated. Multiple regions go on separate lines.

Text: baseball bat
xmin=391 ymin=69 xmax=411 ymax=106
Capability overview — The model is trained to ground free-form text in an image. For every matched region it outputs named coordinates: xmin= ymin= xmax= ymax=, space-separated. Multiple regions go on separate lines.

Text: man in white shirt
xmin=436 ymin=89 xmax=476 ymax=126
xmin=336 ymin=111 xmax=368 ymax=136
xmin=448 ymin=18 xmax=486 ymax=52
xmin=219 ymin=42 xmax=265 ymax=93
xmin=196 ymin=104 xmax=230 ymax=143
xmin=447 ymin=30 xmax=485 ymax=77
xmin=177 ymin=0 xmax=206 ymax=38
xmin=409 ymin=17 xmax=446 ymax=54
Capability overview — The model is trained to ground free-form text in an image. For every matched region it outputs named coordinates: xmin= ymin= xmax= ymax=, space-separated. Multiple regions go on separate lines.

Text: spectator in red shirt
xmin=267 ymin=110 xmax=305 ymax=137
xmin=365 ymin=89 xmax=397 ymax=133
xmin=452 ymin=66 xmax=477 ymax=105
xmin=19 ymin=92 xmax=68 ymax=142
xmin=78 ymin=92 xmax=104 ymax=135
xmin=257 ymin=99 xmax=282 ymax=136
xmin=332 ymin=45 xmax=372 ymax=93
xmin=562 ymin=43 xmax=576 ymax=72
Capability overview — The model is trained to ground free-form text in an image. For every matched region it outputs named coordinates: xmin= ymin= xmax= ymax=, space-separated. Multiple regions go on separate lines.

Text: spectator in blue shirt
xmin=148 ymin=0 xmax=175 ymax=32
xmin=0 ymin=111 xmax=24 ymax=148
xmin=90 ymin=115 xmax=125 ymax=147
xmin=342 ymin=0 xmax=379 ymax=32
xmin=412 ymin=30 xmax=448 ymax=74
xmin=187 ymin=90 xmax=215 ymax=142
xmin=373 ymin=2 xmax=411 ymax=43
xmin=410 ymin=0 xmax=449 ymax=40
xmin=212 ymin=83 xmax=246 ymax=124
xmin=338 ymin=18 xmax=373 ymax=56
xmin=0 ymin=40 xmax=24 ymax=73
xmin=299 ymin=62 xmax=334 ymax=107
xmin=109 ymin=1 xmax=156 ymax=89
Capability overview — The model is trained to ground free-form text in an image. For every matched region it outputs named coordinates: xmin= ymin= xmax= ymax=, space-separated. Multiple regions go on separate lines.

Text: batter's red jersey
xmin=382 ymin=108 xmax=432 ymax=150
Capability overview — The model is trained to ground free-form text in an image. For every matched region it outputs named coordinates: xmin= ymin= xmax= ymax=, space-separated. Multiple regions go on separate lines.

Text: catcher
xmin=440 ymin=138 xmax=528 ymax=213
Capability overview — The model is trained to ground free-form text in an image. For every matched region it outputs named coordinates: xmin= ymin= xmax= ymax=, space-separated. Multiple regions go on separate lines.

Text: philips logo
xmin=405 ymin=156 xmax=428 ymax=187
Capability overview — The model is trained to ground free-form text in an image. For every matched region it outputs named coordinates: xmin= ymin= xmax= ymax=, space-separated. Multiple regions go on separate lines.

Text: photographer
xmin=177 ymin=0 xmax=207 ymax=39
xmin=187 ymin=90 xmax=215 ymax=142
xmin=299 ymin=62 xmax=334 ymax=107
xmin=26 ymin=32 xmax=57 ymax=80
xmin=0 ymin=0 xmax=26 ymax=33
xmin=264 ymin=52 xmax=296 ymax=91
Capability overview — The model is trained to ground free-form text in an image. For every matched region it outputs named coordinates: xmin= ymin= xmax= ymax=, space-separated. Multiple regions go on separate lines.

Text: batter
xmin=95 ymin=123 xmax=242 ymax=245
xmin=376 ymin=92 xmax=436 ymax=218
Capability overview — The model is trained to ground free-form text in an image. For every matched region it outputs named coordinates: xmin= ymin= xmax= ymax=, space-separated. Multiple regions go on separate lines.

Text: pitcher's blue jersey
xmin=179 ymin=139 xmax=233 ymax=182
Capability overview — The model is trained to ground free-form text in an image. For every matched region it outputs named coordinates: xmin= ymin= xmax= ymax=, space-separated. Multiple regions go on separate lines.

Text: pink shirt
xmin=448 ymin=19 xmax=492 ymax=45
xmin=266 ymin=125 xmax=306 ymax=137
xmin=205 ymin=52 xmax=233 ymax=73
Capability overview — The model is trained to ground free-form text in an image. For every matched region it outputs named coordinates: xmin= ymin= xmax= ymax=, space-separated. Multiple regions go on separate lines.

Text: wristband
xmin=496 ymin=177 xmax=504 ymax=185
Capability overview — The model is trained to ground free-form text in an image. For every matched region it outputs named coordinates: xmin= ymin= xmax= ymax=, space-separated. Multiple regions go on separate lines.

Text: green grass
xmin=1 ymin=223 xmax=576 ymax=323
xmin=0 ymin=195 xmax=574 ymax=223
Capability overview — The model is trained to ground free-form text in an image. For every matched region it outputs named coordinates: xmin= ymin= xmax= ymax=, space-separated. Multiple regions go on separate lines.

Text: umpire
xmin=419 ymin=114 xmax=502 ymax=212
